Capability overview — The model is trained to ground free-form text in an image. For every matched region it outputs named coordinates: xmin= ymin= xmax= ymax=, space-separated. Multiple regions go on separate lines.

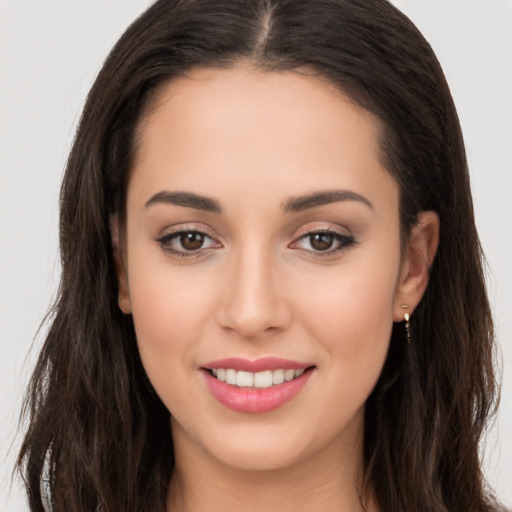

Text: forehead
xmin=139 ymin=65 xmax=380 ymax=154
xmin=129 ymin=65 xmax=397 ymax=214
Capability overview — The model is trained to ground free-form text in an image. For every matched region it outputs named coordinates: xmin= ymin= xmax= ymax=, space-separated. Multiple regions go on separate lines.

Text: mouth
xmin=201 ymin=358 xmax=316 ymax=413
xmin=206 ymin=367 xmax=311 ymax=388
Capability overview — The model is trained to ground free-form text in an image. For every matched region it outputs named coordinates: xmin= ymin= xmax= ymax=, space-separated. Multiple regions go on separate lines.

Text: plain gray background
xmin=1 ymin=1 xmax=511 ymax=510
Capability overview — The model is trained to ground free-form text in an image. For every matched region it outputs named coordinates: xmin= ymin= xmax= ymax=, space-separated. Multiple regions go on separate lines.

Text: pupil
xmin=181 ymin=232 xmax=204 ymax=250
xmin=310 ymin=233 xmax=333 ymax=251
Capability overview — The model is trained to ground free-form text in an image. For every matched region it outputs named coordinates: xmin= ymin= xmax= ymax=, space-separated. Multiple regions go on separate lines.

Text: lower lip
xmin=202 ymin=368 xmax=313 ymax=414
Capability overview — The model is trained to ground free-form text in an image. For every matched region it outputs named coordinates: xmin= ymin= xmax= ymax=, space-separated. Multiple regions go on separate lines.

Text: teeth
xmin=273 ymin=369 xmax=285 ymax=385
xmin=210 ymin=367 xmax=308 ymax=388
xmin=254 ymin=370 xmax=273 ymax=388
xmin=236 ymin=371 xmax=254 ymax=387
xmin=225 ymin=369 xmax=237 ymax=385
xmin=284 ymin=369 xmax=295 ymax=381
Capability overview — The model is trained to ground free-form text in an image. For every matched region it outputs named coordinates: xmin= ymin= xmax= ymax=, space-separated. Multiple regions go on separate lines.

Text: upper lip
xmin=202 ymin=357 xmax=313 ymax=373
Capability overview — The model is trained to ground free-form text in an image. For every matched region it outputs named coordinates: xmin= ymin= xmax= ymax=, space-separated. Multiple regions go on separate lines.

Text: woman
xmin=17 ymin=0 xmax=504 ymax=510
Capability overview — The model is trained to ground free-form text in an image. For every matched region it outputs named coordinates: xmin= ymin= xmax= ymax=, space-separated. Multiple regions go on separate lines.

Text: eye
xmin=307 ymin=233 xmax=337 ymax=251
xmin=292 ymin=230 xmax=356 ymax=255
xmin=178 ymin=232 xmax=207 ymax=251
xmin=156 ymin=230 xmax=220 ymax=256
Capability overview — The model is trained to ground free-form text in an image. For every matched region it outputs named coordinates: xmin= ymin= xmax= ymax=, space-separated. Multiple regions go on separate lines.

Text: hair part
xmin=18 ymin=1 xmax=501 ymax=511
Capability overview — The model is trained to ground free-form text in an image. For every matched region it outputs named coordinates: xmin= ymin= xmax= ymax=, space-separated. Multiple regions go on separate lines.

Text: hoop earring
xmin=401 ymin=304 xmax=411 ymax=344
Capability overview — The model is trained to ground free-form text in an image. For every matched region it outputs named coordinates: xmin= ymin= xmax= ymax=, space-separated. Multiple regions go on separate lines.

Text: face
xmin=116 ymin=66 xmax=432 ymax=472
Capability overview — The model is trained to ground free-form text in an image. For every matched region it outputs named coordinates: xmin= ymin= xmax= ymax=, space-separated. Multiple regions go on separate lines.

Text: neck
xmin=166 ymin=417 xmax=378 ymax=512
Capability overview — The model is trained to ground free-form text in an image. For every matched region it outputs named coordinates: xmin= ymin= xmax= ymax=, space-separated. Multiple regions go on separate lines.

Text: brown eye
xmin=309 ymin=233 xmax=334 ymax=251
xmin=157 ymin=230 xmax=219 ymax=257
xmin=291 ymin=229 xmax=356 ymax=256
xmin=180 ymin=232 xmax=205 ymax=250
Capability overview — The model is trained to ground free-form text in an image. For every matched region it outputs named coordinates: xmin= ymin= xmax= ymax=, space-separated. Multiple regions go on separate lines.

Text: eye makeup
xmin=154 ymin=225 xmax=357 ymax=260
xmin=155 ymin=228 xmax=221 ymax=258
xmin=290 ymin=229 xmax=357 ymax=258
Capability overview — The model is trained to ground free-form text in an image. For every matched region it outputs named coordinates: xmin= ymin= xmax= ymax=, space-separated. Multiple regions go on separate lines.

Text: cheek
xmin=130 ymin=269 xmax=214 ymax=346
xmin=293 ymin=248 xmax=400 ymax=382
xmin=125 ymin=248 xmax=220 ymax=401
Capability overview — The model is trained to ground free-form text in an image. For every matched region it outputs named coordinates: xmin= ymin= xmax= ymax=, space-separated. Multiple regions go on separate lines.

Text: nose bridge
xmin=219 ymin=239 xmax=290 ymax=338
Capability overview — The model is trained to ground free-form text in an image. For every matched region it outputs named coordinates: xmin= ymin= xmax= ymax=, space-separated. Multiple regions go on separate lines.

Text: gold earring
xmin=401 ymin=304 xmax=411 ymax=344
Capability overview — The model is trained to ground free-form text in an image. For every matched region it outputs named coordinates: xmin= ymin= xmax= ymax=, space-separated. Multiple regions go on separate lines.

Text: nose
xmin=217 ymin=245 xmax=292 ymax=340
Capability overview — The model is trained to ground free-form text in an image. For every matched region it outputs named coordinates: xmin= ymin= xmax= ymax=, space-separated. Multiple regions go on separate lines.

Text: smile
xmin=210 ymin=368 xmax=305 ymax=388
xmin=201 ymin=358 xmax=315 ymax=413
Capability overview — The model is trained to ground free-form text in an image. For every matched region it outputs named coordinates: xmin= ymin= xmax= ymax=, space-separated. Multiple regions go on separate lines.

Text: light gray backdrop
xmin=1 ymin=1 xmax=511 ymax=510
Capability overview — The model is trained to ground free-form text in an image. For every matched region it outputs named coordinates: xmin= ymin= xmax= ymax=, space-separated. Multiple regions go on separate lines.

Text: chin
xmin=207 ymin=435 xmax=312 ymax=472
xmin=176 ymin=406 xmax=364 ymax=475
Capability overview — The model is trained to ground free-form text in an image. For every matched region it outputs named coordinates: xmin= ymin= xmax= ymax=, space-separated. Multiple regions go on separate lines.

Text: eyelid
xmin=156 ymin=222 xmax=220 ymax=240
xmin=289 ymin=224 xmax=356 ymax=256
xmin=155 ymin=224 xmax=222 ymax=258
xmin=292 ymin=221 xmax=351 ymax=238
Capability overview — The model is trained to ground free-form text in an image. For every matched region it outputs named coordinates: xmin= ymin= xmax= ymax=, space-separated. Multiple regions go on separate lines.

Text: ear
xmin=110 ymin=215 xmax=132 ymax=314
xmin=393 ymin=211 xmax=439 ymax=321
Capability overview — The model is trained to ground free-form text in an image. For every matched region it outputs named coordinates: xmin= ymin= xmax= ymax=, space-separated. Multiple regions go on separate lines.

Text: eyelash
xmin=155 ymin=228 xmax=356 ymax=258
xmin=292 ymin=229 xmax=357 ymax=258
xmin=155 ymin=229 xmax=218 ymax=258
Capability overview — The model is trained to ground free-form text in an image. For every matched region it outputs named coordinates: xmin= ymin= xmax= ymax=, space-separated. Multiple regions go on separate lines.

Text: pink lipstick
xmin=201 ymin=357 xmax=315 ymax=414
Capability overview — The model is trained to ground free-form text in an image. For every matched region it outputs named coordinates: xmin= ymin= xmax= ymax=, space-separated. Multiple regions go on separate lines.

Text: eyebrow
xmin=144 ymin=188 xmax=373 ymax=215
xmin=145 ymin=191 xmax=222 ymax=213
xmin=283 ymin=190 xmax=374 ymax=213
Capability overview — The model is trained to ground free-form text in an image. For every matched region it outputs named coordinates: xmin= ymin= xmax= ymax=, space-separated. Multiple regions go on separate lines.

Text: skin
xmin=114 ymin=65 xmax=439 ymax=512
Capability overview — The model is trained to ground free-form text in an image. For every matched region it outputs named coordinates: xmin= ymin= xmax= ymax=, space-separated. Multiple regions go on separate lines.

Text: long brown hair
xmin=17 ymin=1 xmax=502 ymax=511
